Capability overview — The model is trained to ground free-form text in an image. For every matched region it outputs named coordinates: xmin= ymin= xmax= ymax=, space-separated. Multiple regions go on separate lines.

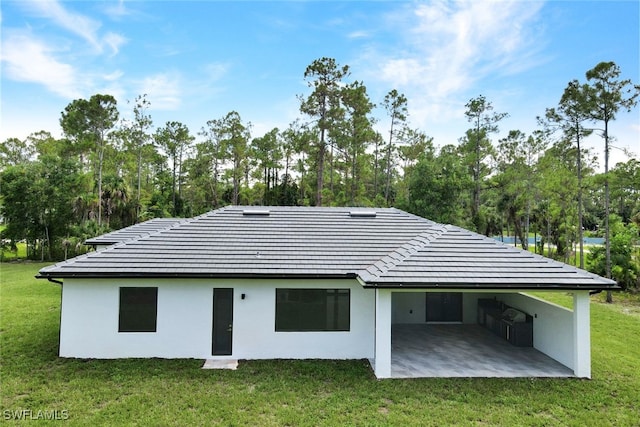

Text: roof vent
xmin=243 ymin=209 xmax=270 ymax=216
xmin=349 ymin=210 xmax=377 ymax=218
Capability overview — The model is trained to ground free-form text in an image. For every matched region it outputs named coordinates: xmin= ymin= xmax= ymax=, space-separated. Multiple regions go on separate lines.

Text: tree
xmin=401 ymin=144 xmax=466 ymax=224
xmin=300 ymin=57 xmax=350 ymax=206
xmin=544 ymin=81 xmax=593 ymax=267
xmin=396 ymin=128 xmax=433 ymax=204
xmin=251 ymin=128 xmax=281 ymax=205
xmin=220 ymin=111 xmax=251 ymax=205
xmin=536 ymin=140 xmax=580 ymax=261
xmin=339 ymin=81 xmax=376 ymax=205
xmin=0 ymin=155 xmax=82 ymax=260
xmin=462 ymin=95 xmax=507 ymax=232
xmin=283 ymin=120 xmax=315 ymax=205
xmin=495 ymin=130 xmax=528 ymax=249
xmin=382 ymin=89 xmax=408 ymax=206
xmin=585 ymin=61 xmax=640 ymax=301
xmin=588 ymin=216 xmax=639 ymax=291
xmin=609 ymin=159 xmax=640 ymax=225
xmin=199 ymin=117 xmax=229 ymax=208
xmin=154 ymin=121 xmax=193 ymax=216
xmin=101 ymin=174 xmax=132 ymax=229
xmin=126 ymin=94 xmax=153 ymax=220
xmin=60 ymin=94 xmax=119 ymax=227
xmin=0 ymin=137 xmax=34 ymax=168
xmin=492 ymin=130 xmax=546 ymax=250
xmin=371 ymin=132 xmax=385 ymax=199
xmin=27 ymin=131 xmax=67 ymax=159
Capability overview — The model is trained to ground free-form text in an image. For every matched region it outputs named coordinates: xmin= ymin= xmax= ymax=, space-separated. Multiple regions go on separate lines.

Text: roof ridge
xmin=361 ymin=223 xmax=449 ymax=280
xmin=444 ymin=225 xmax=592 ymax=268
xmin=359 ymin=223 xmax=617 ymax=287
xmin=84 ymin=217 xmax=188 ymax=246
xmin=40 ymin=211 xmax=222 ymax=274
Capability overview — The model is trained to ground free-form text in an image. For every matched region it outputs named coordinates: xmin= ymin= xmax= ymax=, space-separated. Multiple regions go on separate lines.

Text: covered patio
xmin=391 ymin=324 xmax=574 ymax=378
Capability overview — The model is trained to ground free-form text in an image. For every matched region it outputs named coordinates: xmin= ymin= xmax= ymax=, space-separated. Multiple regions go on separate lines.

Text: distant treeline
xmin=1 ymin=59 xmax=638 ymax=289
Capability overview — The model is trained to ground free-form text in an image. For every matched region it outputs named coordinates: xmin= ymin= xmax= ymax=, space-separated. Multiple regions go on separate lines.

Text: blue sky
xmin=1 ymin=1 xmax=638 ymax=169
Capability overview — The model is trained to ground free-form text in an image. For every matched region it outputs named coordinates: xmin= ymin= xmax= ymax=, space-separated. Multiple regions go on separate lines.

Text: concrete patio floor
xmin=391 ymin=324 xmax=574 ymax=378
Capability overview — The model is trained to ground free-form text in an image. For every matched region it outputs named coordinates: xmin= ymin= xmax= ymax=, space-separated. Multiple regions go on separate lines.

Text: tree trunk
xmin=351 ymin=141 xmax=357 ymax=205
xmin=385 ymin=120 xmax=394 ymax=206
xmin=212 ymin=155 xmax=219 ymax=208
xmin=374 ymin=138 xmax=379 ymax=197
xmin=472 ymin=119 xmax=482 ymax=224
xmin=233 ymin=156 xmax=240 ymax=205
xmin=604 ymin=120 xmax=612 ymax=303
xmin=137 ymin=147 xmax=142 ymax=222
xmin=577 ymin=126 xmax=585 ymax=269
xmin=329 ymin=142 xmax=334 ymax=195
xmin=284 ymin=150 xmax=290 ymax=181
xmin=316 ymin=128 xmax=326 ymax=206
xmin=524 ymin=199 xmax=530 ymax=251
xmin=178 ymin=144 xmax=184 ymax=199
xmin=264 ymin=166 xmax=269 ymax=204
xmin=299 ymin=153 xmax=306 ymax=202
xmin=172 ymin=157 xmax=177 ymax=216
xmin=547 ymin=213 xmax=552 ymax=258
xmin=97 ymin=137 xmax=104 ymax=227
xmin=473 ymin=143 xmax=481 ymax=223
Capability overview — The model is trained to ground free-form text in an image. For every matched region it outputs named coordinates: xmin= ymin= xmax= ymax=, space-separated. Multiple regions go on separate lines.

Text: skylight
xmin=242 ymin=209 xmax=271 ymax=216
xmin=349 ymin=211 xmax=377 ymax=218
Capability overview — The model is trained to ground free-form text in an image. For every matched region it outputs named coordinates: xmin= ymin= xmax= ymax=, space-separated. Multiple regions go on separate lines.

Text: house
xmin=37 ymin=206 xmax=617 ymax=379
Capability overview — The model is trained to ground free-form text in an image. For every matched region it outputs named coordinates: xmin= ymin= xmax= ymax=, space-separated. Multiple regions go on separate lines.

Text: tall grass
xmin=1 ymin=262 xmax=639 ymax=426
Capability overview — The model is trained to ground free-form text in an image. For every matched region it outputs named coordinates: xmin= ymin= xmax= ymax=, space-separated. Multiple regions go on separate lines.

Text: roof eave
xmin=35 ymin=272 xmax=360 ymax=281
xmin=360 ymin=281 xmax=620 ymax=291
xmin=35 ymin=271 xmax=620 ymax=291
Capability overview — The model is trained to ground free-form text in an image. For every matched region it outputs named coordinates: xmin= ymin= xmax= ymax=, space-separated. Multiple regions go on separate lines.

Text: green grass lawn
xmin=0 ymin=242 xmax=27 ymax=262
xmin=1 ymin=262 xmax=639 ymax=426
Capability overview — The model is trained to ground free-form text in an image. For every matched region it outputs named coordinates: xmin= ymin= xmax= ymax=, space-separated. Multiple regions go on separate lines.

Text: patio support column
xmin=573 ymin=291 xmax=591 ymax=379
xmin=374 ymin=288 xmax=392 ymax=379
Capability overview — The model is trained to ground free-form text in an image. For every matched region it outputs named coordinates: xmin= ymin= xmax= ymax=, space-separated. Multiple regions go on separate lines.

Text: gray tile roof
xmin=358 ymin=225 xmax=615 ymax=288
xmin=39 ymin=206 xmax=617 ymax=290
xmin=85 ymin=218 xmax=186 ymax=246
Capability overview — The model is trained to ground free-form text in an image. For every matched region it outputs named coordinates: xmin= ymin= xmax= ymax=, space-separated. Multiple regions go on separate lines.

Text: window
xmin=275 ymin=289 xmax=350 ymax=332
xmin=119 ymin=287 xmax=158 ymax=332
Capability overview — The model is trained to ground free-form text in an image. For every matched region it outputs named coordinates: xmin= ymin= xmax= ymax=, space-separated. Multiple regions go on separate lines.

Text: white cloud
xmin=103 ymin=32 xmax=127 ymax=56
xmin=22 ymin=0 xmax=127 ymax=55
xmin=103 ymin=70 xmax=124 ymax=81
xmin=2 ymin=1 xmax=130 ymax=101
xmin=0 ymin=31 xmax=82 ymax=99
xmin=202 ymin=63 xmax=229 ymax=82
xmin=358 ymin=0 xmax=546 ymax=129
xmin=1 ymin=29 xmax=128 ymax=102
xmin=103 ymin=0 xmax=130 ymax=20
xmin=26 ymin=0 xmax=102 ymax=50
xmin=138 ymin=73 xmax=182 ymax=111
xmin=347 ymin=30 xmax=371 ymax=39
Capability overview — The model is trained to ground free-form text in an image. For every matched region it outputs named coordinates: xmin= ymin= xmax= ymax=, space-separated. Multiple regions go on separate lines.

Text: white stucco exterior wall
xmin=572 ymin=291 xmax=591 ymax=378
xmin=391 ymin=292 xmax=426 ymax=324
xmin=230 ymin=279 xmax=375 ymax=360
xmin=58 ymin=279 xmax=590 ymax=378
xmin=374 ymin=289 xmax=392 ymax=378
xmin=59 ymin=278 xmax=375 ymax=360
xmin=391 ymin=291 xmax=478 ymax=324
xmin=386 ymin=290 xmax=581 ymax=375
xmin=500 ymin=292 xmax=574 ymax=370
